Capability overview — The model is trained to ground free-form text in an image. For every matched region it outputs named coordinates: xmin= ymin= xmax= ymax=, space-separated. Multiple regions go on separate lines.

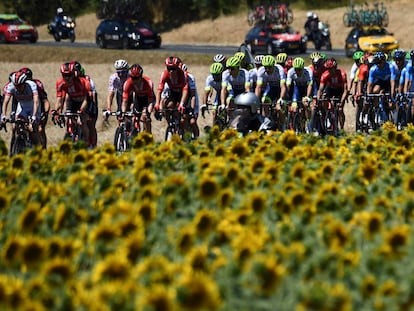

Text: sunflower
xmin=11 ymin=154 xmax=25 ymax=169
xmin=243 ymin=190 xmax=267 ymax=213
xmin=1 ymin=236 xmax=23 ymax=265
xmin=176 ymin=271 xmax=221 ymax=311
xmin=379 ymin=279 xmax=398 ymax=297
xmin=0 ymin=192 xmax=10 ymax=211
xmin=176 ymin=226 xmax=195 ymax=254
xmin=279 ymin=130 xmax=299 ymax=149
xmin=193 ymin=209 xmax=216 ymax=237
xmin=18 ymin=203 xmax=42 ymax=232
xmin=134 ymin=255 xmax=176 ymax=286
xmin=198 ymin=175 xmax=218 ymax=200
xmin=42 ymin=258 xmax=73 ymax=282
xmin=185 ymin=245 xmax=209 ymax=272
xmin=21 ymin=236 xmax=47 ymax=268
xmin=136 ymin=169 xmax=156 ymax=187
xmin=229 ymin=139 xmax=250 ymax=158
xmin=405 ymin=175 xmax=414 ymax=193
xmin=360 ymin=274 xmax=377 ymax=298
xmin=90 ymin=221 xmax=120 ymax=243
xmin=250 ymin=256 xmax=286 ymax=296
xmin=121 ymin=231 xmax=145 ymax=263
xmin=217 ymin=188 xmax=234 ymax=209
xmin=92 ymin=254 xmax=131 ymax=283
xmin=137 ymin=199 xmax=157 ymax=224
xmin=136 ymin=285 xmax=175 ymax=311
xmin=384 ymin=224 xmax=410 ymax=253
xmin=358 ymin=162 xmax=377 ymax=184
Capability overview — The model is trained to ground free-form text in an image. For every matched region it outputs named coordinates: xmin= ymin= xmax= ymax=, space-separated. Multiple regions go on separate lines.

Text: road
xmin=37 ymin=40 xmax=345 ymax=58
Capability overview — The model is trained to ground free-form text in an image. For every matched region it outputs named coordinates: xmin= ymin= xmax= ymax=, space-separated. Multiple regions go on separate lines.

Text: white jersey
xmin=5 ymin=80 xmax=39 ymax=118
xmin=108 ymin=72 xmax=127 ymax=94
xmin=204 ymin=74 xmax=222 ymax=94
xmin=222 ymin=68 xmax=250 ymax=96
xmin=257 ymin=64 xmax=286 ymax=87
xmin=187 ymin=72 xmax=199 ymax=113
xmin=286 ymin=67 xmax=313 ymax=87
xmin=349 ymin=62 xmax=359 ymax=81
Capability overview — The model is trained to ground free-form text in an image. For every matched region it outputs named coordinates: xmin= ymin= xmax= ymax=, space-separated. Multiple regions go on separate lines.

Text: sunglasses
xmin=117 ymin=70 xmax=128 ymax=75
xmin=131 ymin=76 xmax=141 ymax=80
xmin=167 ymin=66 xmax=178 ymax=71
xmin=62 ymin=73 xmax=73 ymax=78
xmin=264 ymin=66 xmax=274 ymax=70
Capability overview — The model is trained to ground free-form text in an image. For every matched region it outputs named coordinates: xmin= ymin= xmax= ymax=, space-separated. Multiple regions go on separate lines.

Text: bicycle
xmin=103 ymin=109 xmax=142 ymax=152
xmin=2 ymin=114 xmax=35 ymax=155
xmin=267 ymin=100 xmax=287 ymax=132
xmin=318 ymin=97 xmax=341 ymax=136
xmin=201 ymin=103 xmax=230 ymax=132
xmin=161 ymin=108 xmax=184 ymax=142
xmin=366 ymin=93 xmax=393 ymax=129
xmin=286 ymin=100 xmax=308 ymax=135
xmin=52 ymin=111 xmax=84 ymax=143
xmin=394 ymin=94 xmax=409 ymax=130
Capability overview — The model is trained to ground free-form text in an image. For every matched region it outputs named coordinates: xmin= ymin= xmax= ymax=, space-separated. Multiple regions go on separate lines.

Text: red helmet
xmin=165 ymin=56 xmax=181 ymax=68
xmin=324 ymin=58 xmax=337 ymax=69
xmin=19 ymin=67 xmax=33 ymax=80
xmin=11 ymin=71 xmax=28 ymax=86
xmin=60 ymin=62 xmax=76 ymax=75
xmin=285 ymin=56 xmax=294 ymax=68
xmin=129 ymin=64 xmax=143 ymax=78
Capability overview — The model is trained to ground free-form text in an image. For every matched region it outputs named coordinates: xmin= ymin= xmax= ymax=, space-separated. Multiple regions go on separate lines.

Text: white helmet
xmin=235 ymin=92 xmax=260 ymax=114
xmin=213 ymin=54 xmax=226 ymax=64
xmin=57 ymin=7 xmax=64 ymax=14
xmin=307 ymin=11 xmax=313 ymax=18
xmin=114 ymin=59 xmax=129 ymax=70
xmin=254 ymin=54 xmax=264 ymax=65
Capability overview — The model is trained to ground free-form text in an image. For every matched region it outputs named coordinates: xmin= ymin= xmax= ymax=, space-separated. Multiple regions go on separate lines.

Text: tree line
xmin=2 ymin=0 xmax=351 ymax=30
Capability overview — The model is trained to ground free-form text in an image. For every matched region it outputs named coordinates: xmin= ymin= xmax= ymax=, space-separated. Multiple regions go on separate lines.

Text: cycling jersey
xmin=157 ymin=69 xmax=188 ymax=93
xmin=368 ymin=62 xmax=392 ymax=84
xmin=222 ymin=68 xmax=250 ymax=97
xmin=256 ymin=64 xmax=286 ymax=100
xmin=4 ymin=80 xmax=39 ymax=119
xmin=286 ymin=67 xmax=313 ymax=87
xmin=186 ymin=72 xmax=199 ymax=113
xmin=320 ymin=68 xmax=347 ymax=89
xmin=56 ymin=77 xmax=89 ymax=102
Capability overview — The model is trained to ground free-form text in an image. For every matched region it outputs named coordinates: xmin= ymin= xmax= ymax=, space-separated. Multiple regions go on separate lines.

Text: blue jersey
xmin=368 ymin=62 xmax=392 ymax=84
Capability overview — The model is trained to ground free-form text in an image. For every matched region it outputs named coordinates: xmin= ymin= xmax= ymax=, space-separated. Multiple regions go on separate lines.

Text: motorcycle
xmin=305 ymin=21 xmax=332 ymax=51
xmin=48 ymin=15 xmax=76 ymax=43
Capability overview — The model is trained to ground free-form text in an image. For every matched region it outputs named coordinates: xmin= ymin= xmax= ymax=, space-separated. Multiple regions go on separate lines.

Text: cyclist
xmin=213 ymin=54 xmax=227 ymax=68
xmin=355 ymin=54 xmax=375 ymax=131
xmin=107 ymin=59 xmax=129 ymax=113
xmin=154 ymin=56 xmax=189 ymax=126
xmin=389 ymin=50 xmax=407 ymax=126
xmin=275 ymin=53 xmax=288 ymax=72
xmin=317 ymin=57 xmax=348 ymax=131
xmin=308 ymin=52 xmax=326 ymax=98
xmin=19 ymin=67 xmax=50 ymax=149
xmin=348 ymin=51 xmax=365 ymax=96
xmin=234 ymin=51 xmax=254 ymax=71
xmin=122 ymin=64 xmax=155 ymax=133
xmin=201 ymin=62 xmax=224 ymax=127
xmin=53 ymin=61 xmax=91 ymax=147
xmin=221 ymin=56 xmax=251 ymax=115
xmin=286 ymin=57 xmax=313 ymax=131
xmin=228 ymin=92 xmax=271 ymax=136
xmin=255 ymin=55 xmax=286 ymax=128
xmin=249 ymin=54 xmax=264 ymax=94
xmin=1 ymin=70 xmax=41 ymax=148
xmin=180 ymin=63 xmax=199 ymax=138
xmin=403 ymin=50 xmax=414 ymax=125
xmin=74 ymin=62 xmax=98 ymax=147
xmin=367 ymin=51 xmax=393 ymax=124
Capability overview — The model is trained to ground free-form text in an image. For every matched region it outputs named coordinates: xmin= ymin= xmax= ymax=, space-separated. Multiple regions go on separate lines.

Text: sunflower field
xmin=1 ymin=123 xmax=414 ymax=311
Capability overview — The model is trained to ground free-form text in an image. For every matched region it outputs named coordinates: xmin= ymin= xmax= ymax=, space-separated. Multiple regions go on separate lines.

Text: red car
xmin=0 ymin=14 xmax=38 ymax=43
xmin=245 ymin=23 xmax=307 ymax=55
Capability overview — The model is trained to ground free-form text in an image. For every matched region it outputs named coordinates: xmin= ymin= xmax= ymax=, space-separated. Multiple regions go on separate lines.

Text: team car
xmin=96 ymin=19 xmax=161 ymax=49
xmin=0 ymin=14 xmax=38 ymax=43
xmin=245 ymin=23 xmax=307 ymax=55
xmin=345 ymin=25 xmax=399 ymax=57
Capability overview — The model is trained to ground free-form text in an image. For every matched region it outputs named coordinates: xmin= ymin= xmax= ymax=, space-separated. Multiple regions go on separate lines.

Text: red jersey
xmin=157 ymin=69 xmax=188 ymax=92
xmin=309 ymin=64 xmax=326 ymax=83
xmin=56 ymin=77 xmax=90 ymax=102
xmin=358 ymin=64 xmax=369 ymax=82
xmin=320 ymin=69 xmax=347 ymax=89
xmin=122 ymin=75 xmax=154 ymax=102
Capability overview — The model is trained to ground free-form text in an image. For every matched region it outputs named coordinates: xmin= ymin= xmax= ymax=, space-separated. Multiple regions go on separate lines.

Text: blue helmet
xmin=374 ymin=51 xmax=386 ymax=61
xmin=393 ymin=50 xmax=406 ymax=60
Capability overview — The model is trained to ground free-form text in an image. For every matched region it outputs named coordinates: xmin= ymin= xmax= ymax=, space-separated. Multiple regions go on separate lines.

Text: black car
xmin=245 ymin=23 xmax=307 ymax=55
xmin=96 ymin=19 xmax=161 ymax=49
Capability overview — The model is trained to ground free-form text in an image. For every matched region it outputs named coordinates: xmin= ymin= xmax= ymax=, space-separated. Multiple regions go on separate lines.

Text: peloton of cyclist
xmin=249 ymin=54 xmax=265 ymax=94
xmin=107 ymin=59 xmax=129 ymax=113
xmin=19 ymin=67 xmax=50 ymax=149
xmin=308 ymin=52 xmax=327 ymax=98
xmin=1 ymin=70 xmax=41 ymax=148
xmin=154 ymin=56 xmax=189 ymax=124
xmin=221 ymin=56 xmax=251 ymax=115
xmin=53 ymin=61 xmax=92 ymax=147
xmin=121 ymin=64 xmax=155 ymax=133
xmin=255 ymin=55 xmax=287 ymax=127
xmin=201 ymin=62 xmax=224 ymax=126
xmin=317 ymin=57 xmax=348 ymax=131
xmin=403 ymin=50 xmax=414 ymax=124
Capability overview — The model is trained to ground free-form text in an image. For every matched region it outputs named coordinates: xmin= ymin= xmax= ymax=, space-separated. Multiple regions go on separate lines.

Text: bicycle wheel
xmin=114 ymin=127 xmax=128 ymax=152
xmin=293 ymin=113 xmax=305 ymax=134
xmin=324 ymin=111 xmax=335 ymax=135
xmin=11 ymin=136 xmax=26 ymax=155
xmin=165 ymin=125 xmax=175 ymax=142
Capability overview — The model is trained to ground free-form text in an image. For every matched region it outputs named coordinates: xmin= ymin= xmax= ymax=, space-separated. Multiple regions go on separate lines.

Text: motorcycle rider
xmin=304 ymin=12 xmax=319 ymax=43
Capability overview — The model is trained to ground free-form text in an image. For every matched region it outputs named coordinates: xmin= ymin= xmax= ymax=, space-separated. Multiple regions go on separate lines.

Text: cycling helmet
xmin=226 ymin=56 xmax=241 ymax=68
xmin=410 ymin=50 xmax=414 ymax=60
xmin=114 ymin=59 xmax=129 ymax=71
xmin=310 ymin=52 xmax=321 ymax=60
xmin=254 ymin=54 xmax=264 ymax=65
xmin=57 ymin=7 xmax=63 ymax=14
xmin=210 ymin=62 xmax=224 ymax=75
xmin=165 ymin=56 xmax=181 ymax=68
xmin=129 ymin=64 xmax=143 ymax=78
xmin=276 ymin=53 xmax=288 ymax=64
xmin=262 ymin=55 xmax=275 ymax=67
xmin=19 ymin=67 xmax=33 ymax=80
xmin=60 ymin=62 xmax=75 ymax=75
xmin=324 ymin=57 xmax=337 ymax=69
xmin=213 ymin=54 xmax=226 ymax=64
xmin=319 ymin=53 xmax=327 ymax=60
xmin=374 ymin=51 xmax=386 ymax=61
xmin=393 ymin=50 xmax=406 ymax=60
xmin=292 ymin=57 xmax=305 ymax=69
xmin=234 ymin=52 xmax=246 ymax=62
xmin=11 ymin=71 xmax=28 ymax=86
xmin=353 ymin=51 xmax=364 ymax=61
xmin=235 ymin=92 xmax=260 ymax=114
xmin=307 ymin=12 xmax=313 ymax=18
xmin=72 ymin=61 xmax=82 ymax=76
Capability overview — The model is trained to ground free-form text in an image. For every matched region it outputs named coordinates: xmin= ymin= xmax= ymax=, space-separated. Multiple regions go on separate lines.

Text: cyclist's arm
xmin=1 ymin=94 xmax=11 ymax=119
xmin=280 ymin=81 xmax=286 ymax=100
xmin=32 ymin=93 xmax=40 ymax=118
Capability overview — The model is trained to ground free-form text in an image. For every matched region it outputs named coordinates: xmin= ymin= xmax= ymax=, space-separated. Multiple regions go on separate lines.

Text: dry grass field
xmin=1 ymin=0 xmax=414 ymax=148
